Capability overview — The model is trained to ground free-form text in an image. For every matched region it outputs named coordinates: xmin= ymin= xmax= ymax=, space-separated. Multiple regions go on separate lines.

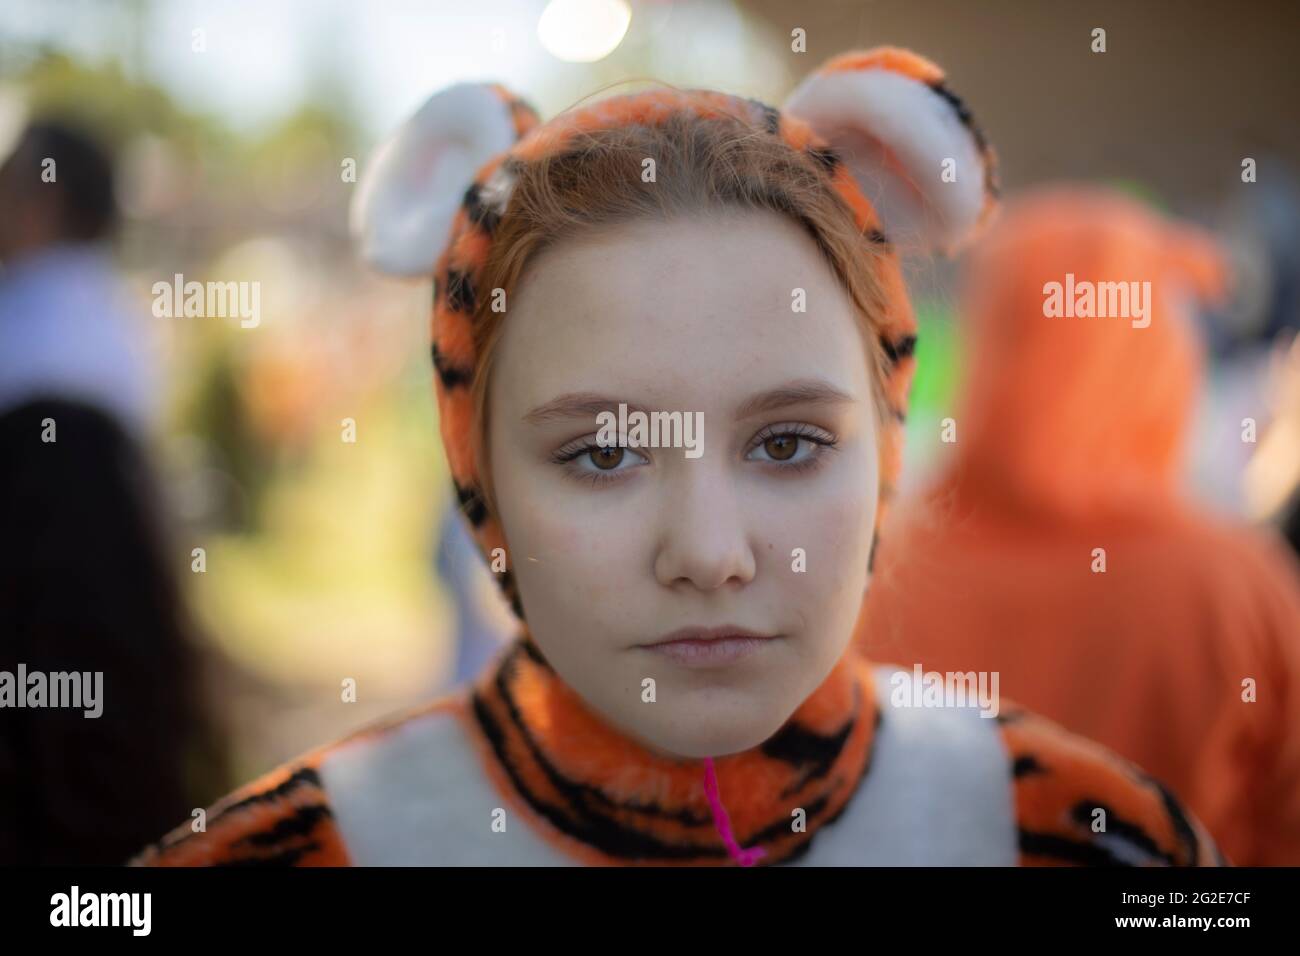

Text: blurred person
xmin=1246 ymin=331 xmax=1300 ymax=563
xmin=1187 ymin=168 xmax=1300 ymax=514
xmin=1285 ymin=492 xmax=1300 ymax=559
xmin=134 ymin=51 xmax=1218 ymax=867
xmin=0 ymin=120 xmax=158 ymax=433
xmin=857 ymin=186 xmax=1300 ymax=866
xmin=0 ymin=120 xmax=227 ymax=864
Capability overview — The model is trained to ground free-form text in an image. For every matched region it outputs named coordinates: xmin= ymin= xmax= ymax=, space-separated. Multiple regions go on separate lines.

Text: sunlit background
xmin=2 ymin=0 xmax=1297 ymax=793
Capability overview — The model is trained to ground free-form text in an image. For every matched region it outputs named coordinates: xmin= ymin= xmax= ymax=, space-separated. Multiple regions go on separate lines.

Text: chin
xmin=646 ymin=703 xmax=788 ymax=759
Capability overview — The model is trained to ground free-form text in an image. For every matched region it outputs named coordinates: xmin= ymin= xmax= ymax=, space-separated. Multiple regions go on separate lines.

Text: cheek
xmin=785 ymin=498 xmax=872 ymax=587
xmin=496 ymin=483 xmax=643 ymax=614
xmin=759 ymin=464 xmax=876 ymax=606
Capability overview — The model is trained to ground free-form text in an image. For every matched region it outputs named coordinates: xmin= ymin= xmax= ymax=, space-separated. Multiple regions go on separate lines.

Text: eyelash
xmin=549 ymin=423 xmax=839 ymax=488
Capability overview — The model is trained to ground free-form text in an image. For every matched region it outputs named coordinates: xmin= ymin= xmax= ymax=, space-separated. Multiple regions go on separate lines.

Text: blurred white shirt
xmin=0 ymin=242 xmax=159 ymax=435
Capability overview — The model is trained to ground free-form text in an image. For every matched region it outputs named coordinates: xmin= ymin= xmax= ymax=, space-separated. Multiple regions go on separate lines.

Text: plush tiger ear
xmin=783 ymin=47 xmax=998 ymax=256
xmin=350 ymin=83 xmax=537 ymax=277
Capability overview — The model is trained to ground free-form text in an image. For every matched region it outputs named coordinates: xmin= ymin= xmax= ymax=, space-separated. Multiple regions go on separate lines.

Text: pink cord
xmin=702 ymin=757 xmax=767 ymax=866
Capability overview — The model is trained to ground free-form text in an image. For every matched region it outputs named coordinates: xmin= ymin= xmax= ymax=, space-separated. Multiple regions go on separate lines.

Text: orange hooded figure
xmin=857 ymin=185 xmax=1300 ymax=866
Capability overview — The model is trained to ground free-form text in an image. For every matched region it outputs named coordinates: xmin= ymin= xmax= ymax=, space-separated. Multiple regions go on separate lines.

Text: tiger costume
xmin=131 ymin=638 xmax=1219 ymax=866
xmin=132 ymin=47 xmax=1223 ymax=867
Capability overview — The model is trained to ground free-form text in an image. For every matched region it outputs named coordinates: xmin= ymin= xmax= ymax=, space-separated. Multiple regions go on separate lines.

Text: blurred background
xmin=1 ymin=0 xmax=1297 ymax=862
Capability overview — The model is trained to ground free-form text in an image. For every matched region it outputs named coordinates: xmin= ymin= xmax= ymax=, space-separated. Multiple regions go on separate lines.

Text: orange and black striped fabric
xmin=131 ymin=637 xmax=1221 ymax=867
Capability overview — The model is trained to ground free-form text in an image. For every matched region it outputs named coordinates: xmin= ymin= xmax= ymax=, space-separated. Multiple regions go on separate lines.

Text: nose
xmin=653 ymin=468 xmax=757 ymax=592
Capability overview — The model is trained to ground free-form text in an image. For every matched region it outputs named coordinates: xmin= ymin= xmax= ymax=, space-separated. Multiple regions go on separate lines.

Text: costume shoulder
xmin=127 ymin=755 xmax=350 ymax=867
xmin=997 ymin=702 xmax=1224 ymax=867
xmin=128 ymin=693 xmax=472 ymax=867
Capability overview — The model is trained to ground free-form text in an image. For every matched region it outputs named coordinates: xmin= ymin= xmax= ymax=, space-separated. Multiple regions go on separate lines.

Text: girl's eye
xmin=550 ymin=438 xmax=649 ymax=486
xmin=744 ymin=423 xmax=839 ymax=469
xmin=551 ymin=424 xmax=837 ymax=487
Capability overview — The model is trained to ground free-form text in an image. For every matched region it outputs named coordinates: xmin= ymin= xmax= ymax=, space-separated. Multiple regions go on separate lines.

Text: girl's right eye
xmin=550 ymin=438 xmax=649 ymax=486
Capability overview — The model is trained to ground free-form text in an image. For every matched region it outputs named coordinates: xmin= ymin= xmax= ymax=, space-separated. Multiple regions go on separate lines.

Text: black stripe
xmin=462 ymin=181 xmax=501 ymax=234
xmin=928 ymin=80 xmax=997 ymax=200
xmin=494 ymin=642 xmax=714 ymax=827
xmin=806 ymin=144 xmax=840 ymax=175
xmin=1019 ymin=830 xmax=1130 ymax=867
xmin=1012 ymin=755 xmax=1046 ymax=777
xmin=1147 ymin=775 xmax=1204 ymax=865
xmin=217 ymin=843 xmax=322 ymax=867
xmin=149 ymin=766 xmax=326 ymax=859
xmin=234 ymin=802 xmax=334 ymax=849
xmin=518 ymin=633 xmax=552 ymax=669
xmin=214 ymin=766 xmax=323 ymax=821
xmin=772 ymin=696 xmax=881 ymax=856
xmin=760 ymin=681 xmax=858 ymax=777
xmin=865 ymin=228 xmax=891 ymax=249
xmin=747 ymin=98 xmax=782 ymax=136
xmin=497 ymin=568 xmax=528 ymax=624
xmin=469 ymin=647 xmax=725 ymax=861
xmin=454 ymin=480 xmax=488 ymax=527
xmin=880 ymin=333 xmax=917 ymax=365
xmin=1069 ymin=801 xmax=1173 ymax=865
xmin=777 ymin=765 xmax=816 ymax=799
xmin=430 ymin=343 xmax=472 ymax=390
xmin=444 ymin=269 xmax=477 ymax=314
xmin=507 ymin=583 xmax=525 ymax=621
xmin=470 ymin=639 xmax=872 ymax=864
xmin=928 ymin=81 xmax=988 ymax=154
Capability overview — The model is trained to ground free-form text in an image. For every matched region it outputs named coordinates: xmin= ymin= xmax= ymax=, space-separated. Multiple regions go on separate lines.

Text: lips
xmin=639 ymin=626 xmax=780 ymax=667
xmin=646 ymin=625 xmax=771 ymax=646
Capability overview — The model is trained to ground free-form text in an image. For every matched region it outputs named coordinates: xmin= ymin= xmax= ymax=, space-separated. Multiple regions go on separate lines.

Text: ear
xmin=783 ymin=47 xmax=998 ymax=256
xmin=350 ymin=83 xmax=538 ymax=277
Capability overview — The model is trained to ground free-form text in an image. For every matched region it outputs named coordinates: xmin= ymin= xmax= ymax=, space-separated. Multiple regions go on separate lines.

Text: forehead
xmin=492 ymin=209 xmax=870 ymax=412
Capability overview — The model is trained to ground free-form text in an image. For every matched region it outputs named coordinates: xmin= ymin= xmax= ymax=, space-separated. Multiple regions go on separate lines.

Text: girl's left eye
xmin=744 ymin=423 xmax=839 ymax=468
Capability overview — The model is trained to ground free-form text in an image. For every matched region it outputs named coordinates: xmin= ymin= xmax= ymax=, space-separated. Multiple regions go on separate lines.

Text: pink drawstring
xmin=702 ymin=757 xmax=767 ymax=866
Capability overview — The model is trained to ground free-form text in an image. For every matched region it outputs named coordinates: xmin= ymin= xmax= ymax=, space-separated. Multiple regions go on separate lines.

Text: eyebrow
xmin=521 ymin=379 xmax=854 ymax=425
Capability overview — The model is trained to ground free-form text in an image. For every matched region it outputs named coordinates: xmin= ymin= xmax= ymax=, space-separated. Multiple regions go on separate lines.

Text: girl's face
xmin=487 ymin=208 xmax=879 ymax=758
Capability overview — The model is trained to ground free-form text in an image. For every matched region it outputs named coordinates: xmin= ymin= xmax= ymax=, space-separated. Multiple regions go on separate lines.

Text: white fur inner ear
xmin=350 ymin=83 xmax=518 ymax=277
xmin=785 ymin=69 xmax=986 ymax=254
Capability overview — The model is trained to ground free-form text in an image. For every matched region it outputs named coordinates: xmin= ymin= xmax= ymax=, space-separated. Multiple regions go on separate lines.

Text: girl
xmin=132 ymin=47 xmax=1221 ymax=867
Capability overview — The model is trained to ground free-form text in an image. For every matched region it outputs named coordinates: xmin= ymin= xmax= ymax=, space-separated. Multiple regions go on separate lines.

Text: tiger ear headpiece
xmin=349 ymin=47 xmax=998 ymax=623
